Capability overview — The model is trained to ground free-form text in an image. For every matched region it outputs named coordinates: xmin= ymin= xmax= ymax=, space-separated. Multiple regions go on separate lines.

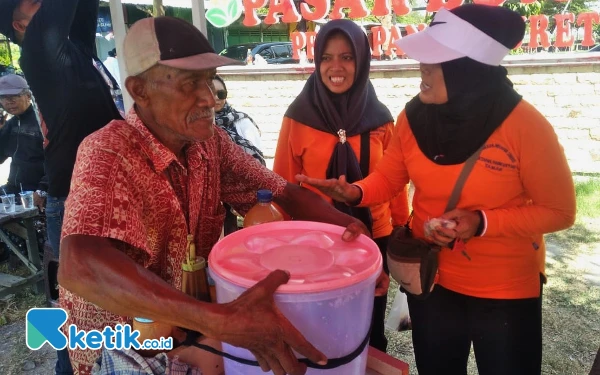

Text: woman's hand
xmin=425 ymin=209 xmax=481 ymax=248
xmin=295 ymin=174 xmax=361 ymax=204
xmin=441 ymin=209 xmax=481 ymax=241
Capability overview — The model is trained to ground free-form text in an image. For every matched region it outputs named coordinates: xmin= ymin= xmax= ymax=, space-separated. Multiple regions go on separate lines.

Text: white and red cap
xmin=395 ymin=4 xmax=525 ymax=66
xmin=123 ymin=16 xmax=242 ymax=77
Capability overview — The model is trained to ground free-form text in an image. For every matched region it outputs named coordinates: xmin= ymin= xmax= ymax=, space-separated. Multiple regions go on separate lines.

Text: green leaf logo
xmin=206 ymin=0 xmax=243 ymax=28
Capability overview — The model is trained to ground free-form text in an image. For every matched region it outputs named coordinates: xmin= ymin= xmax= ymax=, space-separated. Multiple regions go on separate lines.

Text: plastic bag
xmin=385 ymin=288 xmax=412 ymax=331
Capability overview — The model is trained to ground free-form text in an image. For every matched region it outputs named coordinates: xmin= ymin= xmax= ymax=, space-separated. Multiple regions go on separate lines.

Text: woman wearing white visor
xmin=297 ymin=4 xmax=576 ymax=375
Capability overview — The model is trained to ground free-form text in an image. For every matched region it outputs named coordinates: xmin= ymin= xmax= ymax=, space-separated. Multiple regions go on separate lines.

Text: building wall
xmin=218 ymin=54 xmax=600 ymax=174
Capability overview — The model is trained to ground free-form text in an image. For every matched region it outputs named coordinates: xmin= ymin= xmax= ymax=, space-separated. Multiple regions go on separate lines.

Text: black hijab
xmin=405 ymin=4 xmax=525 ymax=165
xmin=286 ymin=19 xmax=393 ymax=232
xmin=406 ymin=58 xmax=522 ymax=165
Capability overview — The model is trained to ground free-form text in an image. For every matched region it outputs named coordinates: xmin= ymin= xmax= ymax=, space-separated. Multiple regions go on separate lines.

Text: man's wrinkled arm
xmin=274 ymin=183 xmax=366 ymax=230
xmin=59 ymin=235 xmax=327 ymax=375
xmin=58 ymin=235 xmax=224 ymax=336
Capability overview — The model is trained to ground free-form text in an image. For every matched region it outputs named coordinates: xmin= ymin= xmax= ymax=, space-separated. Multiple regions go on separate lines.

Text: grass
xmin=574 ymin=177 xmax=600 ymax=219
xmin=386 ymin=178 xmax=600 ymax=374
xmin=0 ymin=263 xmax=46 ymax=326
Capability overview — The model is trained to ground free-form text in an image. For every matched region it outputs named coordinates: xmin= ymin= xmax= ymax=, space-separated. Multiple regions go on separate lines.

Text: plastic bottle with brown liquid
xmin=243 ymin=189 xmax=284 ymax=227
xmin=246 ymin=48 xmax=253 ymax=65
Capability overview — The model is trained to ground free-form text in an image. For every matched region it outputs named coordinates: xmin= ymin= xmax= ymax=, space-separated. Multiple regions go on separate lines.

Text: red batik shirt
xmin=59 ymin=108 xmax=286 ymax=374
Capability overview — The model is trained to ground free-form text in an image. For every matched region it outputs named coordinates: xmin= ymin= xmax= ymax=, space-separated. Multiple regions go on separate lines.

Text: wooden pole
xmin=109 ymin=0 xmax=134 ymax=112
xmin=153 ymin=0 xmax=165 ymax=17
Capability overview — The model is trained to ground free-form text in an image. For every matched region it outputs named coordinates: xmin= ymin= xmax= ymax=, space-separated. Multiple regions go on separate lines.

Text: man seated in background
xmin=0 ymin=74 xmax=46 ymax=264
xmin=0 ymin=74 xmax=46 ymax=199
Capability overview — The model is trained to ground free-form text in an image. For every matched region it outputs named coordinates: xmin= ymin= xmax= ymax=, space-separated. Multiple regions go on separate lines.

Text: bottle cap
xmin=256 ymin=189 xmax=272 ymax=203
xmin=134 ymin=317 xmax=154 ymax=323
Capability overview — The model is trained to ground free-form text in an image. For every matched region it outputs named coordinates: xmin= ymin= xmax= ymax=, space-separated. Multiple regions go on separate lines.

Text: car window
xmin=259 ymin=48 xmax=275 ymax=59
xmin=222 ymin=46 xmax=247 ymax=61
xmin=272 ymin=45 xmax=291 ymax=58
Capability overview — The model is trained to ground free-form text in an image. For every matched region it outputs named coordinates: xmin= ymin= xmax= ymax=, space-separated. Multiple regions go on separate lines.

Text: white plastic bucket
xmin=208 ymin=221 xmax=382 ymax=375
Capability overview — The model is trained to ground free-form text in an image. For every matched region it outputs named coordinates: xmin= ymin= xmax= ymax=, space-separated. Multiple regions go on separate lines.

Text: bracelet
xmin=474 ymin=210 xmax=485 ymax=237
xmin=35 ymin=190 xmax=48 ymax=198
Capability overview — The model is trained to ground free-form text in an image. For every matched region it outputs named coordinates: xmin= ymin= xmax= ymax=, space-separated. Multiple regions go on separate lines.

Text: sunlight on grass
xmin=575 ymin=178 xmax=600 ymax=219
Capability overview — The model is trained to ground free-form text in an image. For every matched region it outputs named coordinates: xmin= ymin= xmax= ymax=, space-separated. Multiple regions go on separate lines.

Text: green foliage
xmin=539 ymin=0 xmax=593 ymax=17
xmin=503 ymin=0 xmax=542 ymax=17
xmin=0 ymin=44 xmax=10 ymax=67
xmin=0 ymin=40 xmax=21 ymax=73
xmin=397 ymin=11 xmax=427 ymax=25
xmin=359 ymin=0 xmax=425 ymax=24
xmin=575 ymin=178 xmax=600 ymax=218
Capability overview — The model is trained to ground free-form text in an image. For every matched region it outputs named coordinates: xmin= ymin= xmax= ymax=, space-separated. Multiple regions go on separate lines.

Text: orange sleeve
xmin=354 ymin=111 xmax=410 ymax=208
xmin=273 ymin=116 xmax=303 ymax=184
xmin=389 ymin=185 xmax=410 ymax=226
xmin=380 ymin=122 xmax=410 ymax=226
xmin=483 ymin=102 xmax=576 ymax=237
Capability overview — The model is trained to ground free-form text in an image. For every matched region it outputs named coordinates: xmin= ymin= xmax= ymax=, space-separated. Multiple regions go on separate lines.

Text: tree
xmin=503 ymin=0 xmax=542 ymax=18
xmin=361 ymin=0 xmax=426 ymax=24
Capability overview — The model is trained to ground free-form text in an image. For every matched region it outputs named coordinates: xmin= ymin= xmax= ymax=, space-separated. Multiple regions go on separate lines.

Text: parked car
xmin=219 ymin=42 xmax=298 ymax=65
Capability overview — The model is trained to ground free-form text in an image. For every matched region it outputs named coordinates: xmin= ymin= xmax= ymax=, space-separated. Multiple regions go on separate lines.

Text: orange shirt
xmin=274 ymin=117 xmax=410 ymax=239
xmin=355 ymin=101 xmax=576 ymax=299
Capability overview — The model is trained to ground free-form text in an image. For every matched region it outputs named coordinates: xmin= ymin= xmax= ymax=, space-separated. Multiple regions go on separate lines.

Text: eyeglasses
xmin=216 ymin=90 xmax=227 ymax=100
xmin=0 ymin=94 xmax=24 ymax=102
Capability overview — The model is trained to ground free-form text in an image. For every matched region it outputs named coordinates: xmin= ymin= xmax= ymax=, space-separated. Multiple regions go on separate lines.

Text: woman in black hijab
xmin=297 ymin=5 xmax=576 ymax=375
xmin=273 ymin=19 xmax=410 ymax=353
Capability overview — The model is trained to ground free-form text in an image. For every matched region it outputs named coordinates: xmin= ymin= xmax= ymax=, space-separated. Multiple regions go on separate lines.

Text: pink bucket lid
xmin=208 ymin=221 xmax=382 ymax=293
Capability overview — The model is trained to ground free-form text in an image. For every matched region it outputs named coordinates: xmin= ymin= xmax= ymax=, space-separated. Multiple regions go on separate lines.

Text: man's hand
xmin=214 ymin=270 xmax=326 ymax=375
xmin=33 ymin=191 xmax=46 ymax=212
xmin=341 ymin=220 xmax=370 ymax=241
xmin=295 ymin=174 xmax=361 ymax=204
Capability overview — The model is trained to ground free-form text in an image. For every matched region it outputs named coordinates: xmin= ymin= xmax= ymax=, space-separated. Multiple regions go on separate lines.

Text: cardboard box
xmin=366 ymin=346 xmax=410 ymax=375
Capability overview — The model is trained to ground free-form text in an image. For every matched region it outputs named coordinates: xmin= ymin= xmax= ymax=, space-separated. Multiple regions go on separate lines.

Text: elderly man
xmin=57 ymin=16 xmax=384 ymax=375
xmin=0 ymin=74 xmax=46 ymax=200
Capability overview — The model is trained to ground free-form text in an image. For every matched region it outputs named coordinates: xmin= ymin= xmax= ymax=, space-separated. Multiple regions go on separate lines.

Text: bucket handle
xmin=181 ymin=328 xmax=371 ymax=369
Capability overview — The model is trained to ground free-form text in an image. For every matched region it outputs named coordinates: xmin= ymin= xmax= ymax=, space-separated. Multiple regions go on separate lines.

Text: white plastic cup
xmin=1 ymin=194 xmax=16 ymax=213
xmin=20 ymin=191 xmax=34 ymax=209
